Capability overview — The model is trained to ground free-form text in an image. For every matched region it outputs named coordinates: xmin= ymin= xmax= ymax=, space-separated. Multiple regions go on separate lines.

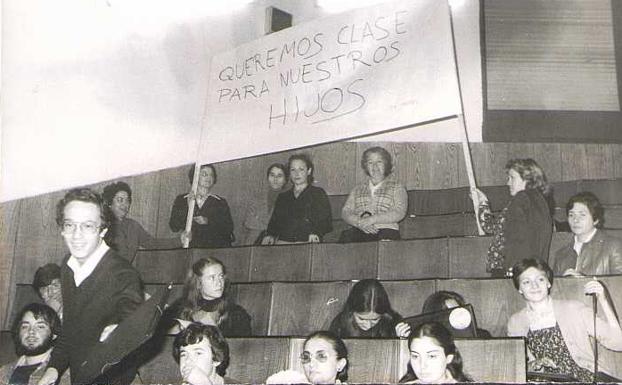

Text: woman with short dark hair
xmin=263 ymin=154 xmax=332 ymax=244
xmin=470 ymin=158 xmax=553 ymax=277
xmin=550 ymin=191 xmax=622 ymax=276
xmin=340 ymin=146 xmax=407 ymax=242
xmin=508 ymin=258 xmax=622 ymax=382
xmin=103 ymin=181 xmax=187 ymax=261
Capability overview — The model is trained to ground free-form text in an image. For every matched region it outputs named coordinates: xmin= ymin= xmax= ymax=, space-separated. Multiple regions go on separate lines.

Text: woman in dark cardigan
xmin=263 ymin=154 xmax=332 ymax=244
xmin=173 ymin=257 xmax=251 ymax=337
xmin=470 ymin=158 xmax=553 ymax=277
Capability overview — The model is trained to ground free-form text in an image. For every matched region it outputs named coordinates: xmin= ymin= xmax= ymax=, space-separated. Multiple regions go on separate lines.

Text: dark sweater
xmin=266 ymin=185 xmax=332 ymax=242
xmin=169 ymin=194 xmax=234 ymax=248
xmin=173 ymin=297 xmax=252 ymax=337
xmin=48 ymin=249 xmax=144 ymax=383
xmin=329 ymin=311 xmax=400 ymax=338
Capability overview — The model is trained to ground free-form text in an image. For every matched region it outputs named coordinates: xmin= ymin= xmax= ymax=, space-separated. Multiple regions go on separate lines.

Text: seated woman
xmin=172 ymin=323 xmax=235 ymax=385
xmin=395 ymin=291 xmax=491 ymax=338
xmin=267 ymin=331 xmax=348 ymax=385
xmin=340 ymin=146 xmax=407 ymax=242
xmin=103 ymin=181 xmax=188 ymax=261
xmin=330 ymin=279 xmax=401 ymax=337
xmin=400 ymin=322 xmax=471 ymax=383
xmin=263 ymin=154 xmax=332 ymax=244
xmin=242 ymin=163 xmax=288 ymax=245
xmin=550 ymin=192 xmax=622 ymax=276
xmin=173 ymin=257 xmax=251 ymax=337
xmin=170 ymin=164 xmax=234 ymax=248
xmin=470 ymin=158 xmax=553 ymax=277
xmin=507 ymin=258 xmax=622 ymax=382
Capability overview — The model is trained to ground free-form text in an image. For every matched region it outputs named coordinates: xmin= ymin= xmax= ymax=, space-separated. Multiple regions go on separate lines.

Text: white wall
xmin=1 ymin=0 xmax=481 ymax=202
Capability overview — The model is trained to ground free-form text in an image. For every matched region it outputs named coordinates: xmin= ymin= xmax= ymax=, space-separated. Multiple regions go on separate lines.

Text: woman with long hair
xmin=470 ymin=158 xmax=553 ymax=277
xmin=175 ymin=257 xmax=251 ymax=337
xmin=329 ymin=279 xmax=401 ymax=337
xmin=400 ymin=322 xmax=471 ymax=383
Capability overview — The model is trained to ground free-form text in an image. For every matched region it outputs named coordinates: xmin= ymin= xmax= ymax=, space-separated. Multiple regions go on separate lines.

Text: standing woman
xmin=243 ymin=163 xmax=288 ymax=245
xmin=470 ymin=158 xmax=553 ymax=277
xmin=330 ymin=279 xmax=402 ymax=337
xmin=400 ymin=322 xmax=471 ymax=383
xmin=508 ymin=259 xmax=622 ymax=382
xmin=169 ymin=164 xmax=234 ymax=248
xmin=103 ymin=181 xmax=188 ymax=261
xmin=340 ymin=146 xmax=407 ymax=242
xmin=550 ymin=192 xmax=622 ymax=276
xmin=263 ymin=154 xmax=332 ymax=244
xmin=174 ymin=257 xmax=252 ymax=337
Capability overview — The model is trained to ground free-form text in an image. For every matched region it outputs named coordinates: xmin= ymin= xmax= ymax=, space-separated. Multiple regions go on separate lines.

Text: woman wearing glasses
xmin=103 ymin=181 xmax=189 ymax=261
xmin=400 ymin=322 xmax=471 ymax=383
xmin=172 ymin=257 xmax=251 ymax=337
xmin=330 ymin=279 xmax=401 ymax=337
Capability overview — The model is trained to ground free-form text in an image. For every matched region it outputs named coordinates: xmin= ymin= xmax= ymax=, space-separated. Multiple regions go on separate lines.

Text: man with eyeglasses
xmin=37 ymin=188 xmax=143 ymax=385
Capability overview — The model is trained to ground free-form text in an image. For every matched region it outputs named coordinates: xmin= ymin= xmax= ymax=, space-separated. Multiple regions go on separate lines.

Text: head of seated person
xmin=421 ymin=291 xmax=466 ymax=314
xmin=566 ymin=192 xmax=604 ymax=239
xmin=7 ymin=303 xmax=61 ymax=370
xmin=32 ymin=263 xmax=63 ymax=318
xmin=175 ymin=257 xmax=251 ymax=336
xmin=361 ymin=146 xmax=394 ymax=186
xmin=173 ymin=323 xmax=229 ymax=385
xmin=330 ymin=279 xmax=400 ymax=337
xmin=400 ymin=322 xmax=471 ymax=384
xmin=102 ymin=181 xmax=132 ymax=223
xmin=301 ymin=331 xmax=348 ymax=384
xmin=266 ymin=163 xmax=288 ymax=192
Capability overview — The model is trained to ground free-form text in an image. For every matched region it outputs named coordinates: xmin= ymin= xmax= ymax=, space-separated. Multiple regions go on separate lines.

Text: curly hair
xmin=505 ymin=158 xmax=552 ymax=197
xmin=361 ymin=146 xmax=393 ymax=177
xmin=55 ymin=188 xmax=110 ymax=230
xmin=172 ymin=323 xmax=230 ymax=377
xmin=102 ymin=181 xmax=132 ymax=206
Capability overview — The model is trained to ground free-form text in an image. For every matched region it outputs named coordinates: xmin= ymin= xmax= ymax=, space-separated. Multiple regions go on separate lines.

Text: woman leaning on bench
xmin=171 ymin=257 xmax=252 ymax=337
xmin=340 ymin=146 xmax=407 ymax=243
xmin=508 ymin=258 xmax=622 ymax=382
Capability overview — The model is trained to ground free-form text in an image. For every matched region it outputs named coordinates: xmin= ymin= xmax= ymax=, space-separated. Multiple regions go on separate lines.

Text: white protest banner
xmin=198 ymin=0 xmax=462 ymax=164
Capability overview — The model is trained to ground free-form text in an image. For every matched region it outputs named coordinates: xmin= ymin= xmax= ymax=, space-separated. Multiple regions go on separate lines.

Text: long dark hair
xmin=399 ymin=322 xmax=471 ymax=383
xmin=179 ymin=257 xmax=233 ymax=326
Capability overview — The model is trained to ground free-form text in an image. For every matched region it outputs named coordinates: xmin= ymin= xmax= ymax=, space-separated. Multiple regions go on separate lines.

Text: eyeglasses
xmin=204 ymin=273 xmax=225 ymax=282
xmin=61 ymin=221 xmax=101 ymax=235
xmin=300 ymin=351 xmax=329 ymax=364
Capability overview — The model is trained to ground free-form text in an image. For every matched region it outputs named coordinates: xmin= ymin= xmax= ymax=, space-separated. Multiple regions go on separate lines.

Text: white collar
xmin=368 ymin=179 xmax=384 ymax=195
xmin=574 ymin=228 xmax=598 ymax=245
xmin=67 ymin=241 xmax=110 ymax=286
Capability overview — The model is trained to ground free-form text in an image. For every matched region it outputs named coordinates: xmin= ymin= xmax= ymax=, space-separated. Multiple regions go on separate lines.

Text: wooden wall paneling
xmin=124 ymin=172 xmax=161 ymax=236
xmin=604 ymin=206 xmax=622 ymax=229
xmin=290 ymin=338 xmax=402 ymax=383
xmin=401 ymin=213 xmax=478 ymax=239
xmin=328 ymin=194 xmax=348 ymax=221
xmin=310 ymin=242 xmax=377 ymax=281
xmin=534 ymin=143 xmax=562 ymax=182
xmin=155 ymin=165 xmax=191 ymax=238
xmin=606 ymin=229 xmax=622 ymax=239
xmin=506 ymin=143 xmax=536 ymax=165
xmin=560 ymin=143 xmax=589 ymax=181
xmin=0 ymin=331 xmax=16 ymax=365
xmin=210 ymin=159 xmax=246 ymax=246
xmin=192 ymin=246 xmax=251 ymax=283
xmin=552 ymin=179 xmax=579 ymax=209
xmin=0 ymin=200 xmax=20 ymax=328
xmin=394 ymin=143 xmax=422 ymax=190
xmin=447 ymin=236 xmax=490 ymax=278
xmin=579 ymin=179 xmax=622 ymax=206
xmin=436 ymin=278 xmax=522 ymax=337
xmin=585 ymin=144 xmax=615 ymax=180
xmin=419 ymin=143 xmax=462 ymax=190
xmin=268 ymin=281 xmax=350 ymax=336
xmin=134 ymin=248 xmax=190 ymax=284
xmin=470 ymin=143 xmax=507 ymax=186
xmin=234 ymin=282 xmax=272 ymax=336
xmin=613 ymin=144 xmax=622 ymax=178
xmin=381 ymin=279 xmax=437 ymax=318
xmin=228 ymin=337 xmax=291 ymax=383
xmin=307 ymin=142 xmax=357 ymax=196
xmin=409 ymin=188 xmax=469 ymax=216
xmin=377 ymin=238 xmax=449 ymax=280
xmin=13 ymin=191 xmax=66 ymax=284
xmin=250 ymin=244 xmax=312 ymax=282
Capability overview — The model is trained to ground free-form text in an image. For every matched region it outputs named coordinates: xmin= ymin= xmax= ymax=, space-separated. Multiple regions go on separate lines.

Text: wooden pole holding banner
xmin=183 ymin=56 xmax=214 ymax=248
xmin=447 ymin=0 xmax=485 ymax=236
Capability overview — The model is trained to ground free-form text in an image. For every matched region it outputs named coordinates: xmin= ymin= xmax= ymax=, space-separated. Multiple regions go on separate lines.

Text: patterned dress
xmin=527 ymin=324 xmax=594 ymax=382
